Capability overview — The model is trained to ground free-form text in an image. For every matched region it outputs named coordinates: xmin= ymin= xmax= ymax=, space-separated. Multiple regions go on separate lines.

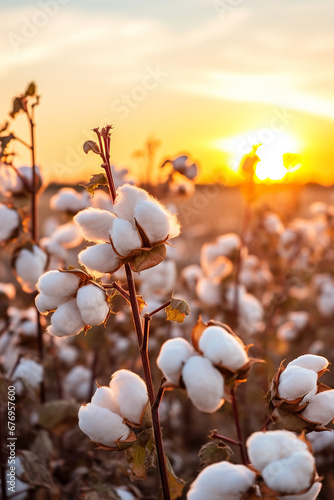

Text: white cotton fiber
xmin=157 ymin=338 xmax=196 ymax=385
xmin=134 ymin=200 xmax=171 ymax=243
xmin=15 ymin=245 xmax=48 ymax=293
xmin=37 ymin=270 xmax=80 ymax=297
xmin=91 ymin=386 xmax=120 ymax=414
xmin=52 ymin=221 xmax=83 ymax=248
xmin=78 ymin=403 xmax=130 ymax=447
xmin=196 ymin=277 xmax=222 ymax=306
xmin=76 ymin=284 xmax=109 ymax=326
xmin=109 ymin=370 xmax=148 ymax=424
xmin=278 ymin=366 xmax=318 ymax=402
xmin=301 ymin=390 xmax=334 ymax=426
xmin=246 ymin=431 xmax=308 ymax=472
xmin=50 ymin=187 xmax=89 ymax=212
xmin=65 ymin=365 xmax=91 ymax=400
xmin=278 ymin=482 xmax=322 ymax=500
xmin=0 ymin=205 xmax=20 ymax=242
xmin=182 ymin=356 xmax=225 ymax=413
xmin=287 ymin=354 xmax=329 ymax=373
xmin=187 ymin=461 xmax=256 ymax=500
xmin=198 ymin=326 xmax=248 ymax=371
xmin=114 ymin=184 xmax=150 ymax=222
xmin=48 ymin=299 xmax=85 ymax=337
xmin=262 ymin=451 xmax=315 ymax=494
xmin=74 ymin=207 xmax=115 ymax=242
xmin=181 ymin=265 xmax=203 ymax=290
xmin=78 ymin=243 xmax=121 ymax=274
xmin=110 ymin=218 xmax=142 ymax=256
xmin=35 ymin=292 xmax=63 ymax=314
xmin=13 ymin=358 xmax=43 ymax=395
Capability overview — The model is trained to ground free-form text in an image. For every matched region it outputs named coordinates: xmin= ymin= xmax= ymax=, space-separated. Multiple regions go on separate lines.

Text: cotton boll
xmin=78 ymin=403 xmax=130 ymax=447
xmin=76 ymin=284 xmax=109 ymax=326
xmin=74 ymin=207 xmax=115 ymax=243
xmin=109 ymin=370 xmax=148 ymax=424
xmin=224 ymin=284 xmax=247 ymax=310
xmin=35 ymin=292 xmax=69 ymax=314
xmin=301 ymin=390 xmax=334 ymax=426
xmin=239 ymin=293 xmax=264 ymax=334
xmin=246 ymin=431 xmax=308 ymax=472
xmin=40 ymin=237 xmax=67 ymax=261
xmin=288 ymin=311 xmax=309 ymax=331
xmin=308 ymin=430 xmax=334 ymax=453
xmin=110 ymin=218 xmax=142 ymax=256
xmin=37 ymin=270 xmax=80 ymax=298
xmin=277 ymin=321 xmax=299 ymax=342
xmin=58 ymin=344 xmax=78 ymax=366
xmin=65 ymin=365 xmax=92 ymax=400
xmin=115 ymin=489 xmax=136 ymax=500
xmin=262 ymin=451 xmax=315 ymax=494
xmin=182 ymin=356 xmax=225 ymax=413
xmin=134 ymin=200 xmax=171 ymax=243
xmin=48 ymin=299 xmax=85 ymax=337
xmin=13 ymin=358 xmax=43 ymax=395
xmin=78 ymin=243 xmax=121 ymax=275
xmin=0 ymin=205 xmax=20 ymax=242
xmin=90 ymin=189 xmax=115 ymax=213
xmin=278 ymin=366 xmax=318 ymax=402
xmin=198 ymin=326 xmax=248 ymax=371
xmin=181 ymin=265 xmax=203 ymax=290
xmin=196 ymin=277 xmax=221 ymax=306
xmin=52 ymin=221 xmax=83 ymax=249
xmin=287 ymin=354 xmax=329 ymax=373
xmin=278 ymin=482 xmax=322 ymax=500
xmin=114 ymin=184 xmax=150 ymax=221
xmin=139 ymin=260 xmax=177 ymax=297
xmin=91 ymin=386 xmax=120 ymax=414
xmin=187 ymin=461 xmax=256 ymax=500
xmin=15 ymin=245 xmax=48 ymax=293
xmin=157 ymin=338 xmax=196 ymax=385
xmin=263 ymin=212 xmax=284 ymax=235
xmin=50 ymin=187 xmax=89 ymax=212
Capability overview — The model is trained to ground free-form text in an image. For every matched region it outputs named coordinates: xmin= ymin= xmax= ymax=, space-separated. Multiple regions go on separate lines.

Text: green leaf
xmin=165 ymin=455 xmax=185 ymax=500
xmin=165 ymin=296 xmax=190 ymax=323
xmin=81 ymin=172 xmax=107 ymax=196
xmin=39 ymin=400 xmax=80 ymax=435
xmin=10 ymin=97 xmax=24 ymax=118
xmin=130 ymin=244 xmax=167 ymax=273
xmin=83 ymin=140 xmax=101 ymax=155
xmin=18 ymin=450 xmax=58 ymax=493
xmin=24 ymin=82 xmax=36 ymax=97
xmin=198 ymin=441 xmax=233 ymax=468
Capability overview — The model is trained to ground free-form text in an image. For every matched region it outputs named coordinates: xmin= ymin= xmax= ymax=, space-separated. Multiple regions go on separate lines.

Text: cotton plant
xmin=12 ymin=243 xmax=48 ymax=293
xmin=50 ymin=187 xmax=90 ymax=214
xmin=78 ymin=369 xmax=149 ymax=449
xmin=223 ymin=283 xmax=264 ymax=336
xmin=12 ymin=358 xmax=44 ymax=396
xmin=74 ymin=183 xmax=180 ymax=276
xmin=35 ymin=269 xmax=110 ymax=337
xmin=0 ymin=203 xmax=21 ymax=244
xmin=0 ymin=164 xmax=43 ymax=198
xmin=267 ymin=354 xmax=334 ymax=432
xmin=65 ymin=365 xmax=92 ymax=401
xmin=157 ymin=319 xmax=260 ymax=413
xmin=246 ymin=430 xmax=322 ymax=500
xmin=40 ymin=221 xmax=83 ymax=268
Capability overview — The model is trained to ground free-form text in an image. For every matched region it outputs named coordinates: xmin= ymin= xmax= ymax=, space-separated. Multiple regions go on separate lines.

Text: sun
xmin=214 ymin=131 xmax=302 ymax=182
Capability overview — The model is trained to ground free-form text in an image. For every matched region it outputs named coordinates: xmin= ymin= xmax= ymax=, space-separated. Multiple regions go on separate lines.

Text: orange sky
xmin=1 ymin=1 xmax=334 ymax=185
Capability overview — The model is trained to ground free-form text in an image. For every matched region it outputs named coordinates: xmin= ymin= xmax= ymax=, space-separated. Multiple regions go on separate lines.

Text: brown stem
xmin=210 ymin=432 xmax=241 ymax=447
xmin=0 ymin=408 xmax=7 ymax=500
xmin=124 ymin=263 xmax=171 ymax=500
xmin=13 ymin=135 xmax=32 ymax=150
xmin=89 ymin=348 xmax=99 ymax=400
xmin=36 ymin=307 xmax=46 ymax=403
xmin=230 ymin=388 xmax=248 ymax=465
xmin=8 ymin=163 xmax=33 ymax=193
xmin=147 ymin=300 xmax=171 ymax=318
xmin=103 ymin=282 xmax=131 ymax=302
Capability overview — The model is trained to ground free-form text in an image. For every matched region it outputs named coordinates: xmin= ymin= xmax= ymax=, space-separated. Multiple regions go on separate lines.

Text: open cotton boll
xmin=37 ymin=270 xmax=80 ymax=298
xmin=196 ymin=277 xmax=222 ymax=306
xmin=40 ymin=237 xmax=67 ymax=261
xmin=224 ymin=284 xmax=247 ymax=310
xmin=278 ymin=482 xmax=322 ymax=500
xmin=109 ymin=370 xmax=148 ymax=424
xmin=278 ymin=366 xmax=318 ymax=402
xmin=157 ymin=338 xmax=196 ymax=385
xmin=78 ymin=243 xmax=121 ymax=275
xmin=35 ymin=292 xmax=64 ymax=314
xmin=182 ymin=356 xmax=225 ymax=413
xmin=78 ymin=403 xmax=130 ymax=447
xmin=198 ymin=326 xmax=248 ymax=371
xmin=65 ymin=365 xmax=92 ymax=400
xmin=48 ymin=299 xmax=85 ymax=337
xmin=139 ymin=259 xmax=177 ymax=297
xmin=246 ymin=431 xmax=308 ymax=472
xmin=187 ymin=461 xmax=256 ymax=500
xmin=13 ymin=358 xmax=43 ymax=395
xmin=0 ymin=205 xmax=20 ymax=242
xmin=115 ymin=488 xmax=136 ymax=500
xmin=76 ymin=284 xmax=109 ymax=326
xmin=114 ymin=184 xmax=150 ymax=221
xmin=181 ymin=265 xmax=204 ymax=290
xmin=288 ymin=311 xmax=309 ymax=331
xmin=52 ymin=221 xmax=83 ymax=249
xmin=91 ymin=386 xmax=120 ymax=414
xmin=277 ymin=321 xmax=299 ymax=342
xmin=110 ymin=218 xmax=142 ymax=256
xmin=50 ymin=187 xmax=89 ymax=212
xmin=134 ymin=200 xmax=171 ymax=243
xmin=287 ymin=354 xmax=329 ymax=373
xmin=263 ymin=212 xmax=284 ymax=235
xmin=262 ymin=451 xmax=315 ymax=494
xmin=301 ymin=390 xmax=334 ymax=426
xmin=15 ymin=245 xmax=48 ymax=293
xmin=74 ymin=207 xmax=115 ymax=243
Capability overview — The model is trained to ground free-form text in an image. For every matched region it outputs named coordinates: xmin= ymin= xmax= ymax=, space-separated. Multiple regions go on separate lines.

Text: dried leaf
xmin=124 ymin=442 xmax=149 ymax=480
xmin=81 ymin=172 xmax=107 ymax=196
xmin=165 ymin=296 xmax=190 ymax=324
xmin=137 ymin=295 xmax=147 ymax=314
xmin=18 ymin=450 xmax=58 ymax=493
xmin=199 ymin=441 xmax=232 ymax=468
xmin=0 ymin=133 xmax=15 ymax=151
xmin=10 ymin=97 xmax=24 ymax=118
xmin=130 ymin=244 xmax=167 ymax=273
xmin=83 ymin=140 xmax=101 ymax=155
xmin=165 ymin=455 xmax=185 ymax=500
xmin=24 ymin=82 xmax=36 ymax=97
xmin=39 ymin=400 xmax=80 ymax=435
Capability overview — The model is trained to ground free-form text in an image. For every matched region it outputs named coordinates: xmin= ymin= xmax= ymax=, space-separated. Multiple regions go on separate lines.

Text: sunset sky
xmin=1 ymin=0 xmax=334 ymax=185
